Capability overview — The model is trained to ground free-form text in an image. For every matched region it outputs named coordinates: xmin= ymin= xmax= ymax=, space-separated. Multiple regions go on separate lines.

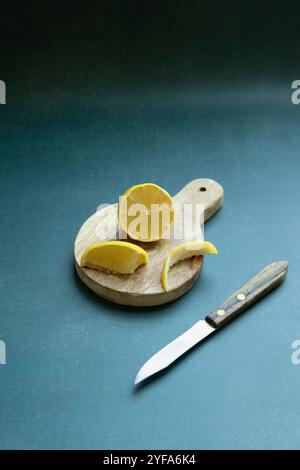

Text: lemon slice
xmin=81 ymin=241 xmax=149 ymax=274
xmin=118 ymin=183 xmax=174 ymax=242
xmin=161 ymin=241 xmax=218 ymax=291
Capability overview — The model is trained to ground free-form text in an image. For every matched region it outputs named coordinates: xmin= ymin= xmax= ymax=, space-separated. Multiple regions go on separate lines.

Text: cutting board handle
xmin=175 ymin=178 xmax=224 ymax=222
xmin=206 ymin=261 xmax=288 ymax=328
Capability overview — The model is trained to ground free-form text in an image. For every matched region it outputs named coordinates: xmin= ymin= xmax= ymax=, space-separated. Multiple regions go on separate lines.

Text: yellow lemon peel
xmin=161 ymin=240 xmax=218 ymax=291
xmin=81 ymin=241 xmax=149 ymax=274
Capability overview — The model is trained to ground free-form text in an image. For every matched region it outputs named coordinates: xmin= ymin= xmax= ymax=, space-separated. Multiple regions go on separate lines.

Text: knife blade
xmin=135 ymin=260 xmax=288 ymax=385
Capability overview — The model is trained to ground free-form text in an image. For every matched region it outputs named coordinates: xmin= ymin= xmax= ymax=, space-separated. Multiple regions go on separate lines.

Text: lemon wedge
xmin=81 ymin=241 xmax=149 ymax=274
xmin=161 ymin=241 xmax=218 ymax=291
xmin=118 ymin=183 xmax=174 ymax=242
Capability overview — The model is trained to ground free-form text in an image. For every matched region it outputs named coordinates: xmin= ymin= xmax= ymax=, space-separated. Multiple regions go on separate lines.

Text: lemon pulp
xmin=81 ymin=241 xmax=149 ymax=274
xmin=118 ymin=183 xmax=174 ymax=242
xmin=161 ymin=240 xmax=217 ymax=291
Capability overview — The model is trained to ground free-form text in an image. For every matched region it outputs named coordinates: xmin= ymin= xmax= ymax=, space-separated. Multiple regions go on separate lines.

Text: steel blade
xmin=135 ymin=319 xmax=215 ymax=384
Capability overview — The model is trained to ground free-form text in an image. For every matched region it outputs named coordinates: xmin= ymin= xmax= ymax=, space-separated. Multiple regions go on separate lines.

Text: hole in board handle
xmin=199 ymin=187 xmax=207 ymax=192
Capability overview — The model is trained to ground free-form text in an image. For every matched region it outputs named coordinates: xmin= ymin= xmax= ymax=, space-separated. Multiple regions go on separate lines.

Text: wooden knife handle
xmin=205 ymin=261 xmax=288 ymax=329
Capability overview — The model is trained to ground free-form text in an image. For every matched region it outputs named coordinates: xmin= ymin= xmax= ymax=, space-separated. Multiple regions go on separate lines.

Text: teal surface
xmin=1 ymin=1 xmax=300 ymax=450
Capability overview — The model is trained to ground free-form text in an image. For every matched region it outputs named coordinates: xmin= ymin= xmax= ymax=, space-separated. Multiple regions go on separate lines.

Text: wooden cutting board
xmin=74 ymin=179 xmax=223 ymax=306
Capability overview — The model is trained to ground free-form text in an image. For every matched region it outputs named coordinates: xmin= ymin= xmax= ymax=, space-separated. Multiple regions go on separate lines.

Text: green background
xmin=1 ymin=0 xmax=300 ymax=449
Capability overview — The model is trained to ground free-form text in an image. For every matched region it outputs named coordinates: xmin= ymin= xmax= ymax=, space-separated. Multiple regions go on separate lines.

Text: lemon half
xmin=161 ymin=240 xmax=218 ymax=291
xmin=81 ymin=241 xmax=149 ymax=274
xmin=118 ymin=183 xmax=174 ymax=242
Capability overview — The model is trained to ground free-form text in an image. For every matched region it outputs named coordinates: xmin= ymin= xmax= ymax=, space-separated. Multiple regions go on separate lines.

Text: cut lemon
xmin=81 ymin=241 xmax=149 ymax=274
xmin=161 ymin=240 xmax=218 ymax=291
xmin=118 ymin=183 xmax=174 ymax=242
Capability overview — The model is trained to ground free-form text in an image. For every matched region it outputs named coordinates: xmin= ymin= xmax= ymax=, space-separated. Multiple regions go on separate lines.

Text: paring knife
xmin=135 ymin=261 xmax=288 ymax=385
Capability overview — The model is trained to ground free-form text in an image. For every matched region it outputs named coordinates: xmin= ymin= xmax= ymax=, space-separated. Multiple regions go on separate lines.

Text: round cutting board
xmin=74 ymin=179 xmax=223 ymax=306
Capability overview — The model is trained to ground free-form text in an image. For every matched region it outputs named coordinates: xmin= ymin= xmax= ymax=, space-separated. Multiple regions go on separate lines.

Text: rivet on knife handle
xmin=205 ymin=260 xmax=288 ymax=329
